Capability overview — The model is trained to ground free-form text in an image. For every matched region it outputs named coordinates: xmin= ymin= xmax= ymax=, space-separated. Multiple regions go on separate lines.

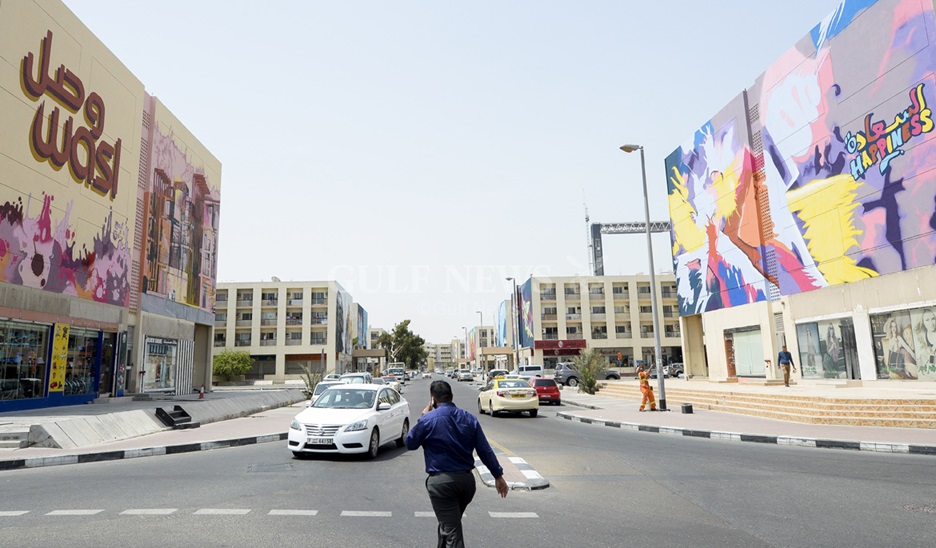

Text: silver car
xmin=457 ymin=369 xmax=474 ymax=382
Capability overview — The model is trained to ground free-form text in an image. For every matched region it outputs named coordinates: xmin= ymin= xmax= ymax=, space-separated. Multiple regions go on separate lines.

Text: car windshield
xmin=339 ymin=375 xmax=366 ymax=384
xmin=533 ymin=379 xmax=557 ymax=387
xmin=383 ymin=376 xmax=397 ymax=382
xmin=313 ymin=382 xmax=338 ymax=395
xmin=497 ymin=380 xmax=531 ymax=389
xmin=372 ymin=378 xmax=385 ymax=384
xmin=313 ymin=388 xmax=376 ymax=409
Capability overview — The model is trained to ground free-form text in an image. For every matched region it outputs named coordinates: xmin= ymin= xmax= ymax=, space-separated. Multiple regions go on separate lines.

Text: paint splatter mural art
xmin=667 ymin=0 xmax=936 ymax=315
xmin=0 ymin=193 xmax=130 ymax=306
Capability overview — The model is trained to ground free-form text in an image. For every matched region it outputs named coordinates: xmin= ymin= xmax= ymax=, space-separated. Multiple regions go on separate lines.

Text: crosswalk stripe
xmin=489 ymin=512 xmax=538 ymax=518
xmin=0 ymin=511 xmax=28 ymax=516
xmin=341 ymin=511 xmax=392 ymax=517
xmin=46 ymin=510 xmax=104 ymax=516
xmin=268 ymin=510 xmax=318 ymax=516
xmin=120 ymin=509 xmax=177 ymax=515
xmin=414 ymin=511 xmax=436 ymax=518
xmin=194 ymin=509 xmax=251 ymax=515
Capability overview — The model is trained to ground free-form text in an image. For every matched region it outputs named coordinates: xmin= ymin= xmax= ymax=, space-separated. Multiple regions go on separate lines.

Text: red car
xmin=532 ymin=378 xmax=560 ymax=405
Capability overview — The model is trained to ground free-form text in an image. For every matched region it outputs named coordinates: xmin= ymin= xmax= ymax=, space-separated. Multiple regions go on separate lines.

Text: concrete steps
xmin=0 ymin=430 xmax=30 ymax=448
xmin=594 ymin=382 xmax=936 ymax=428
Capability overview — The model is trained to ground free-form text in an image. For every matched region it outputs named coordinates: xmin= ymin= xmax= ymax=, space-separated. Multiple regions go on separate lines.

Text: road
xmin=1 ymin=375 xmax=933 ymax=547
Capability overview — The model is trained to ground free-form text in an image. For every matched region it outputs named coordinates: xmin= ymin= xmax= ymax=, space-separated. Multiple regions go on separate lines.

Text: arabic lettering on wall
xmin=845 ymin=83 xmax=934 ymax=181
xmin=21 ymin=30 xmax=122 ymax=200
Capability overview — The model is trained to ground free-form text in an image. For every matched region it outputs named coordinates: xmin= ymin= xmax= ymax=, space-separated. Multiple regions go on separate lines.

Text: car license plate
xmin=511 ymin=393 xmax=525 ymax=398
xmin=307 ymin=437 xmax=331 ymax=445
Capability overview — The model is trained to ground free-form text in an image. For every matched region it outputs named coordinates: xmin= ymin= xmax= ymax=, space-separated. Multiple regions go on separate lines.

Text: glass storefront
xmin=870 ymin=307 xmax=936 ymax=380
xmin=0 ymin=321 xmax=50 ymax=401
xmin=143 ymin=337 xmax=177 ymax=391
xmin=795 ymin=319 xmax=858 ymax=380
xmin=66 ymin=328 xmax=100 ymax=396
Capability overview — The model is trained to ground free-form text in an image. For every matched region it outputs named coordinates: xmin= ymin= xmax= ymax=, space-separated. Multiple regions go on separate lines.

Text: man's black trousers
xmin=426 ymin=471 xmax=477 ymax=548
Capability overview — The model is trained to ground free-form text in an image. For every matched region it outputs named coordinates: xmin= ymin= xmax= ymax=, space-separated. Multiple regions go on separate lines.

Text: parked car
xmin=667 ymin=363 xmax=685 ymax=378
xmin=487 ymin=369 xmax=510 ymax=382
xmin=381 ymin=375 xmax=403 ymax=393
xmin=477 ymin=377 xmax=538 ymax=417
xmin=386 ymin=368 xmax=406 ymax=384
xmin=532 ymin=378 xmax=561 ymax=405
xmin=457 ymin=369 xmax=474 ymax=382
xmin=339 ymin=372 xmax=373 ymax=384
xmin=421 ymin=371 xmax=432 ymax=379
xmin=511 ymin=365 xmax=544 ymax=379
xmin=288 ymin=384 xmax=410 ymax=459
xmin=309 ymin=380 xmax=344 ymax=405
xmin=323 ymin=374 xmax=341 ymax=381
xmin=553 ymin=362 xmax=620 ymax=387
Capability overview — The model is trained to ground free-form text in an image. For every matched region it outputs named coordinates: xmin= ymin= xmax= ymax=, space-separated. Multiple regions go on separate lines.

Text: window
xmin=216 ymin=292 xmax=228 ymax=301
xmin=566 ymin=326 xmax=580 ymax=334
xmin=543 ymin=307 xmax=557 ymax=315
xmin=615 ymin=325 xmax=630 ymax=333
xmin=612 ymin=285 xmax=626 ymax=294
xmin=261 ymin=292 xmax=277 ymax=301
xmin=639 ymin=306 xmax=652 ymax=314
xmin=637 ymin=286 xmax=651 ymax=294
xmin=614 ymin=305 xmax=628 ymax=314
xmin=592 ymin=306 xmax=606 ymax=314
xmin=240 ymin=312 xmax=252 ymax=321
xmin=564 ymin=286 xmax=580 ymax=295
xmin=215 ymin=313 xmax=227 ymax=321
xmin=289 ymin=332 xmax=302 ymax=340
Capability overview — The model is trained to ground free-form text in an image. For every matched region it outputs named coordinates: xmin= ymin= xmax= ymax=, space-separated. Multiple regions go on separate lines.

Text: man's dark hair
xmin=430 ymin=380 xmax=454 ymax=402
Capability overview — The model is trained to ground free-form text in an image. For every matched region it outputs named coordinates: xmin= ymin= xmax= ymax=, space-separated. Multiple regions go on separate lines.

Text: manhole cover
xmin=247 ymin=463 xmax=294 ymax=473
xmin=903 ymin=504 xmax=936 ymax=514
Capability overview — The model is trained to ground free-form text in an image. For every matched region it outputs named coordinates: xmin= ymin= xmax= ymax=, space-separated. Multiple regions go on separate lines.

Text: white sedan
xmin=288 ymin=384 xmax=410 ymax=459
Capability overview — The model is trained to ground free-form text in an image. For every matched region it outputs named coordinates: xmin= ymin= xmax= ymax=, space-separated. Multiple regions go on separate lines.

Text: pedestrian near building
xmin=405 ymin=380 xmax=509 ymax=548
xmin=636 ymin=365 xmax=657 ymax=411
xmin=778 ymin=345 xmax=797 ymax=386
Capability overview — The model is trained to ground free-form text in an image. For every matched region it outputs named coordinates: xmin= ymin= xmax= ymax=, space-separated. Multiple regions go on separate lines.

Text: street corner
xmin=474 ymin=455 xmax=549 ymax=491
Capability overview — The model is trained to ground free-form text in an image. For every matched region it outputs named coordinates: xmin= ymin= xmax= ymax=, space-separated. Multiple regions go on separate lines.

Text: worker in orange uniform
xmin=636 ymin=365 xmax=657 ymax=411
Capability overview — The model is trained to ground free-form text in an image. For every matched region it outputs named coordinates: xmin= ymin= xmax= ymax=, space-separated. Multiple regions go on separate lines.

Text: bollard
xmin=681 ymin=403 xmax=693 ymax=414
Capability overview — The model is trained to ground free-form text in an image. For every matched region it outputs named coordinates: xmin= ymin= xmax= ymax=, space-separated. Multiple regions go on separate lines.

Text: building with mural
xmin=0 ymin=0 xmax=221 ymax=410
xmin=212 ymin=281 xmax=359 ymax=381
xmin=668 ymin=0 xmax=936 ymax=383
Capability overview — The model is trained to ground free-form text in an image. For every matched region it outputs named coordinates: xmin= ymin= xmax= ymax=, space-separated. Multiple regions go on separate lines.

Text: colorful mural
xmin=518 ymin=279 xmax=534 ymax=349
xmin=667 ymin=0 xmax=936 ymax=315
xmin=141 ymin=97 xmax=221 ymax=312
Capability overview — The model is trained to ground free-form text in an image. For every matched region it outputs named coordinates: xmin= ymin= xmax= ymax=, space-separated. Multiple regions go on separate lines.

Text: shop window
xmin=143 ymin=337 xmax=178 ymax=391
xmin=0 ymin=322 xmax=50 ymax=400
xmin=66 ymin=328 xmax=100 ymax=396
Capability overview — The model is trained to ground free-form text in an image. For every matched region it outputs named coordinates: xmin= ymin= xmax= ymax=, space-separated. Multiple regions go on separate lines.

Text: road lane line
xmin=0 ymin=511 xmax=28 ymax=516
xmin=487 ymin=438 xmax=517 ymax=456
xmin=121 ymin=509 xmax=177 ymax=515
xmin=415 ymin=511 xmax=436 ymax=518
xmin=341 ymin=511 xmax=392 ymax=517
xmin=489 ymin=512 xmax=538 ymax=518
xmin=194 ymin=509 xmax=251 ymax=515
xmin=268 ymin=510 xmax=318 ymax=516
xmin=46 ymin=510 xmax=104 ymax=516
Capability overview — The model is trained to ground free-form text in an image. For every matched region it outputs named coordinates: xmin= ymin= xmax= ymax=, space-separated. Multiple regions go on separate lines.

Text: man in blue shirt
xmin=406 ymin=380 xmax=508 ymax=547
xmin=777 ymin=345 xmax=797 ymax=387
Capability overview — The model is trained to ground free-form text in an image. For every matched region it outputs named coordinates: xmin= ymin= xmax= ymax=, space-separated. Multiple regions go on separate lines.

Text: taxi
xmin=477 ymin=376 xmax=539 ymax=418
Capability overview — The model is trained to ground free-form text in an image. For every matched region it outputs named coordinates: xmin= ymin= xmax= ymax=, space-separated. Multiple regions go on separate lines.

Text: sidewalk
xmin=556 ymin=387 xmax=936 ymax=455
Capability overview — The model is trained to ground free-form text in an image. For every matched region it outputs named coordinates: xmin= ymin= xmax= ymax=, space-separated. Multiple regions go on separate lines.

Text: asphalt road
xmin=1 ymin=375 xmax=933 ymax=547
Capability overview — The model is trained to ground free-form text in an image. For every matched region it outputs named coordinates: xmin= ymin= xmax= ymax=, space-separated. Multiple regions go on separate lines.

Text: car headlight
xmin=290 ymin=419 xmax=301 ymax=431
xmin=345 ymin=419 xmax=369 ymax=432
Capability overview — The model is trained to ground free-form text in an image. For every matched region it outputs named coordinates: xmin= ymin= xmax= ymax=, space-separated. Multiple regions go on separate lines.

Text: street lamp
xmin=620 ymin=143 xmax=667 ymax=411
xmin=475 ymin=310 xmax=484 ymax=372
xmin=506 ymin=277 xmax=519 ymax=368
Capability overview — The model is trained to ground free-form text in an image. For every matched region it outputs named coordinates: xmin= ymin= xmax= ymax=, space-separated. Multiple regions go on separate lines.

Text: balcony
xmin=542 ymin=334 xmax=559 ymax=340
xmin=213 ymin=340 xmax=226 ymax=347
xmin=540 ymin=292 xmax=557 ymax=301
xmin=591 ymin=332 xmax=608 ymax=340
xmin=214 ymin=320 xmax=226 ymax=327
xmin=236 ymin=300 xmax=253 ymax=307
xmin=260 ymin=319 xmax=277 ymax=326
xmin=615 ymin=332 xmax=632 ymax=339
xmin=567 ymin=334 xmax=584 ymax=340
xmin=612 ymin=292 xmax=630 ymax=300
xmin=664 ymin=331 xmax=682 ymax=339
xmin=640 ymin=332 xmax=654 ymax=339
xmin=639 ymin=313 xmax=654 ymax=320
xmin=541 ymin=314 xmax=557 ymax=321
xmin=261 ymin=299 xmax=278 ymax=306
xmin=285 ymin=339 xmax=303 ymax=346
xmin=663 ymin=311 xmax=679 ymax=318
xmin=588 ymin=292 xmax=605 ymax=300
xmin=661 ymin=290 xmax=677 ymax=299
xmin=565 ymin=314 xmax=582 ymax=321
xmin=235 ymin=340 xmax=251 ymax=347
xmin=235 ymin=320 xmax=251 ymax=327
xmin=286 ymin=318 xmax=302 ymax=326
xmin=311 ymin=338 xmax=327 ymax=345
xmin=312 ymin=298 xmax=327 ymax=305
xmin=564 ymin=293 xmax=581 ymax=301
xmin=311 ymin=317 xmax=328 ymax=325
xmin=260 ymin=339 xmax=277 ymax=347
xmin=287 ymin=299 xmax=303 ymax=306
xmin=590 ymin=313 xmax=606 ymax=320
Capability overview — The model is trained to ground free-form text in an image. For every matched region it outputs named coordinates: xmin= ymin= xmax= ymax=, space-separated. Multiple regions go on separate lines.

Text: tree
xmin=213 ymin=349 xmax=253 ymax=382
xmin=375 ymin=320 xmax=428 ymax=370
xmin=571 ymin=348 xmax=608 ymax=395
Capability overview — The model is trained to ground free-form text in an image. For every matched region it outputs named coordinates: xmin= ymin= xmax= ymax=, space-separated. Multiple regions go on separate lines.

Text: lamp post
xmin=475 ymin=311 xmax=484 ymax=373
xmin=620 ymin=144 xmax=667 ymax=411
xmin=506 ymin=277 xmax=519 ymax=369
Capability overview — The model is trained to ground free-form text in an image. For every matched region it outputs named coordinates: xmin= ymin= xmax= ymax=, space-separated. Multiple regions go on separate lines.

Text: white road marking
xmin=194 ymin=509 xmax=251 ymax=515
xmin=0 ymin=511 xmax=28 ymax=516
xmin=415 ymin=511 xmax=436 ymax=518
xmin=508 ymin=456 xmax=527 ymax=464
xmin=268 ymin=510 xmax=318 ymax=516
xmin=341 ymin=511 xmax=392 ymax=517
xmin=489 ymin=512 xmax=539 ymax=518
xmin=120 ymin=509 xmax=177 ymax=515
xmin=46 ymin=510 xmax=104 ymax=516
xmin=521 ymin=470 xmax=543 ymax=479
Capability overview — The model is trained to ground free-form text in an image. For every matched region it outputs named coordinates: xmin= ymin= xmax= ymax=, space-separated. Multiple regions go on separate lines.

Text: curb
xmin=0 ymin=433 xmax=288 ymax=472
xmin=556 ymin=412 xmax=936 ymax=456
xmin=474 ymin=457 xmax=550 ymax=490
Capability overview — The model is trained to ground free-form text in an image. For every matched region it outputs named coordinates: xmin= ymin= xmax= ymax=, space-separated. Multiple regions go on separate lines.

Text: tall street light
xmin=506 ymin=277 xmax=519 ymax=368
xmin=620 ymin=144 xmax=667 ymax=411
xmin=475 ymin=310 xmax=484 ymax=372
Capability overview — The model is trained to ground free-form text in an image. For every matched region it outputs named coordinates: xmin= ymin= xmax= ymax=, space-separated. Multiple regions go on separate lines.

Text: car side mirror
xmin=377 ymin=402 xmax=391 ymax=411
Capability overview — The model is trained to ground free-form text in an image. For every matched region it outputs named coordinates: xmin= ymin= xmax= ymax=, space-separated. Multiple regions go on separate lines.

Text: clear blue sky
xmin=64 ymin=0 xmax=842 ymax=343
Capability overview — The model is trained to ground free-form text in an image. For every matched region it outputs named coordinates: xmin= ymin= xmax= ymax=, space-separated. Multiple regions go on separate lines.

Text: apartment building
xmin=213 ymin=281 xmax=357 ymax=380
xmin=517 ymin=275 xmax=681 ymax=368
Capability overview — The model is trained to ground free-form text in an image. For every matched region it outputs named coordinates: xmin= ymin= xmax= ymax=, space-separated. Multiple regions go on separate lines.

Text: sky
xmin=64 ymin=0 xmax=843 ymax=344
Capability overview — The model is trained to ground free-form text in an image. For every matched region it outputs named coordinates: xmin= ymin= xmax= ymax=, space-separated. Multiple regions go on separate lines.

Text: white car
xmin=308 ymin=380 xmax=344 ymax=406
xmin=289 ymin=384 xmax=410 ymax=459
xmin=421 ymin=371 xmax=432 ymax=379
